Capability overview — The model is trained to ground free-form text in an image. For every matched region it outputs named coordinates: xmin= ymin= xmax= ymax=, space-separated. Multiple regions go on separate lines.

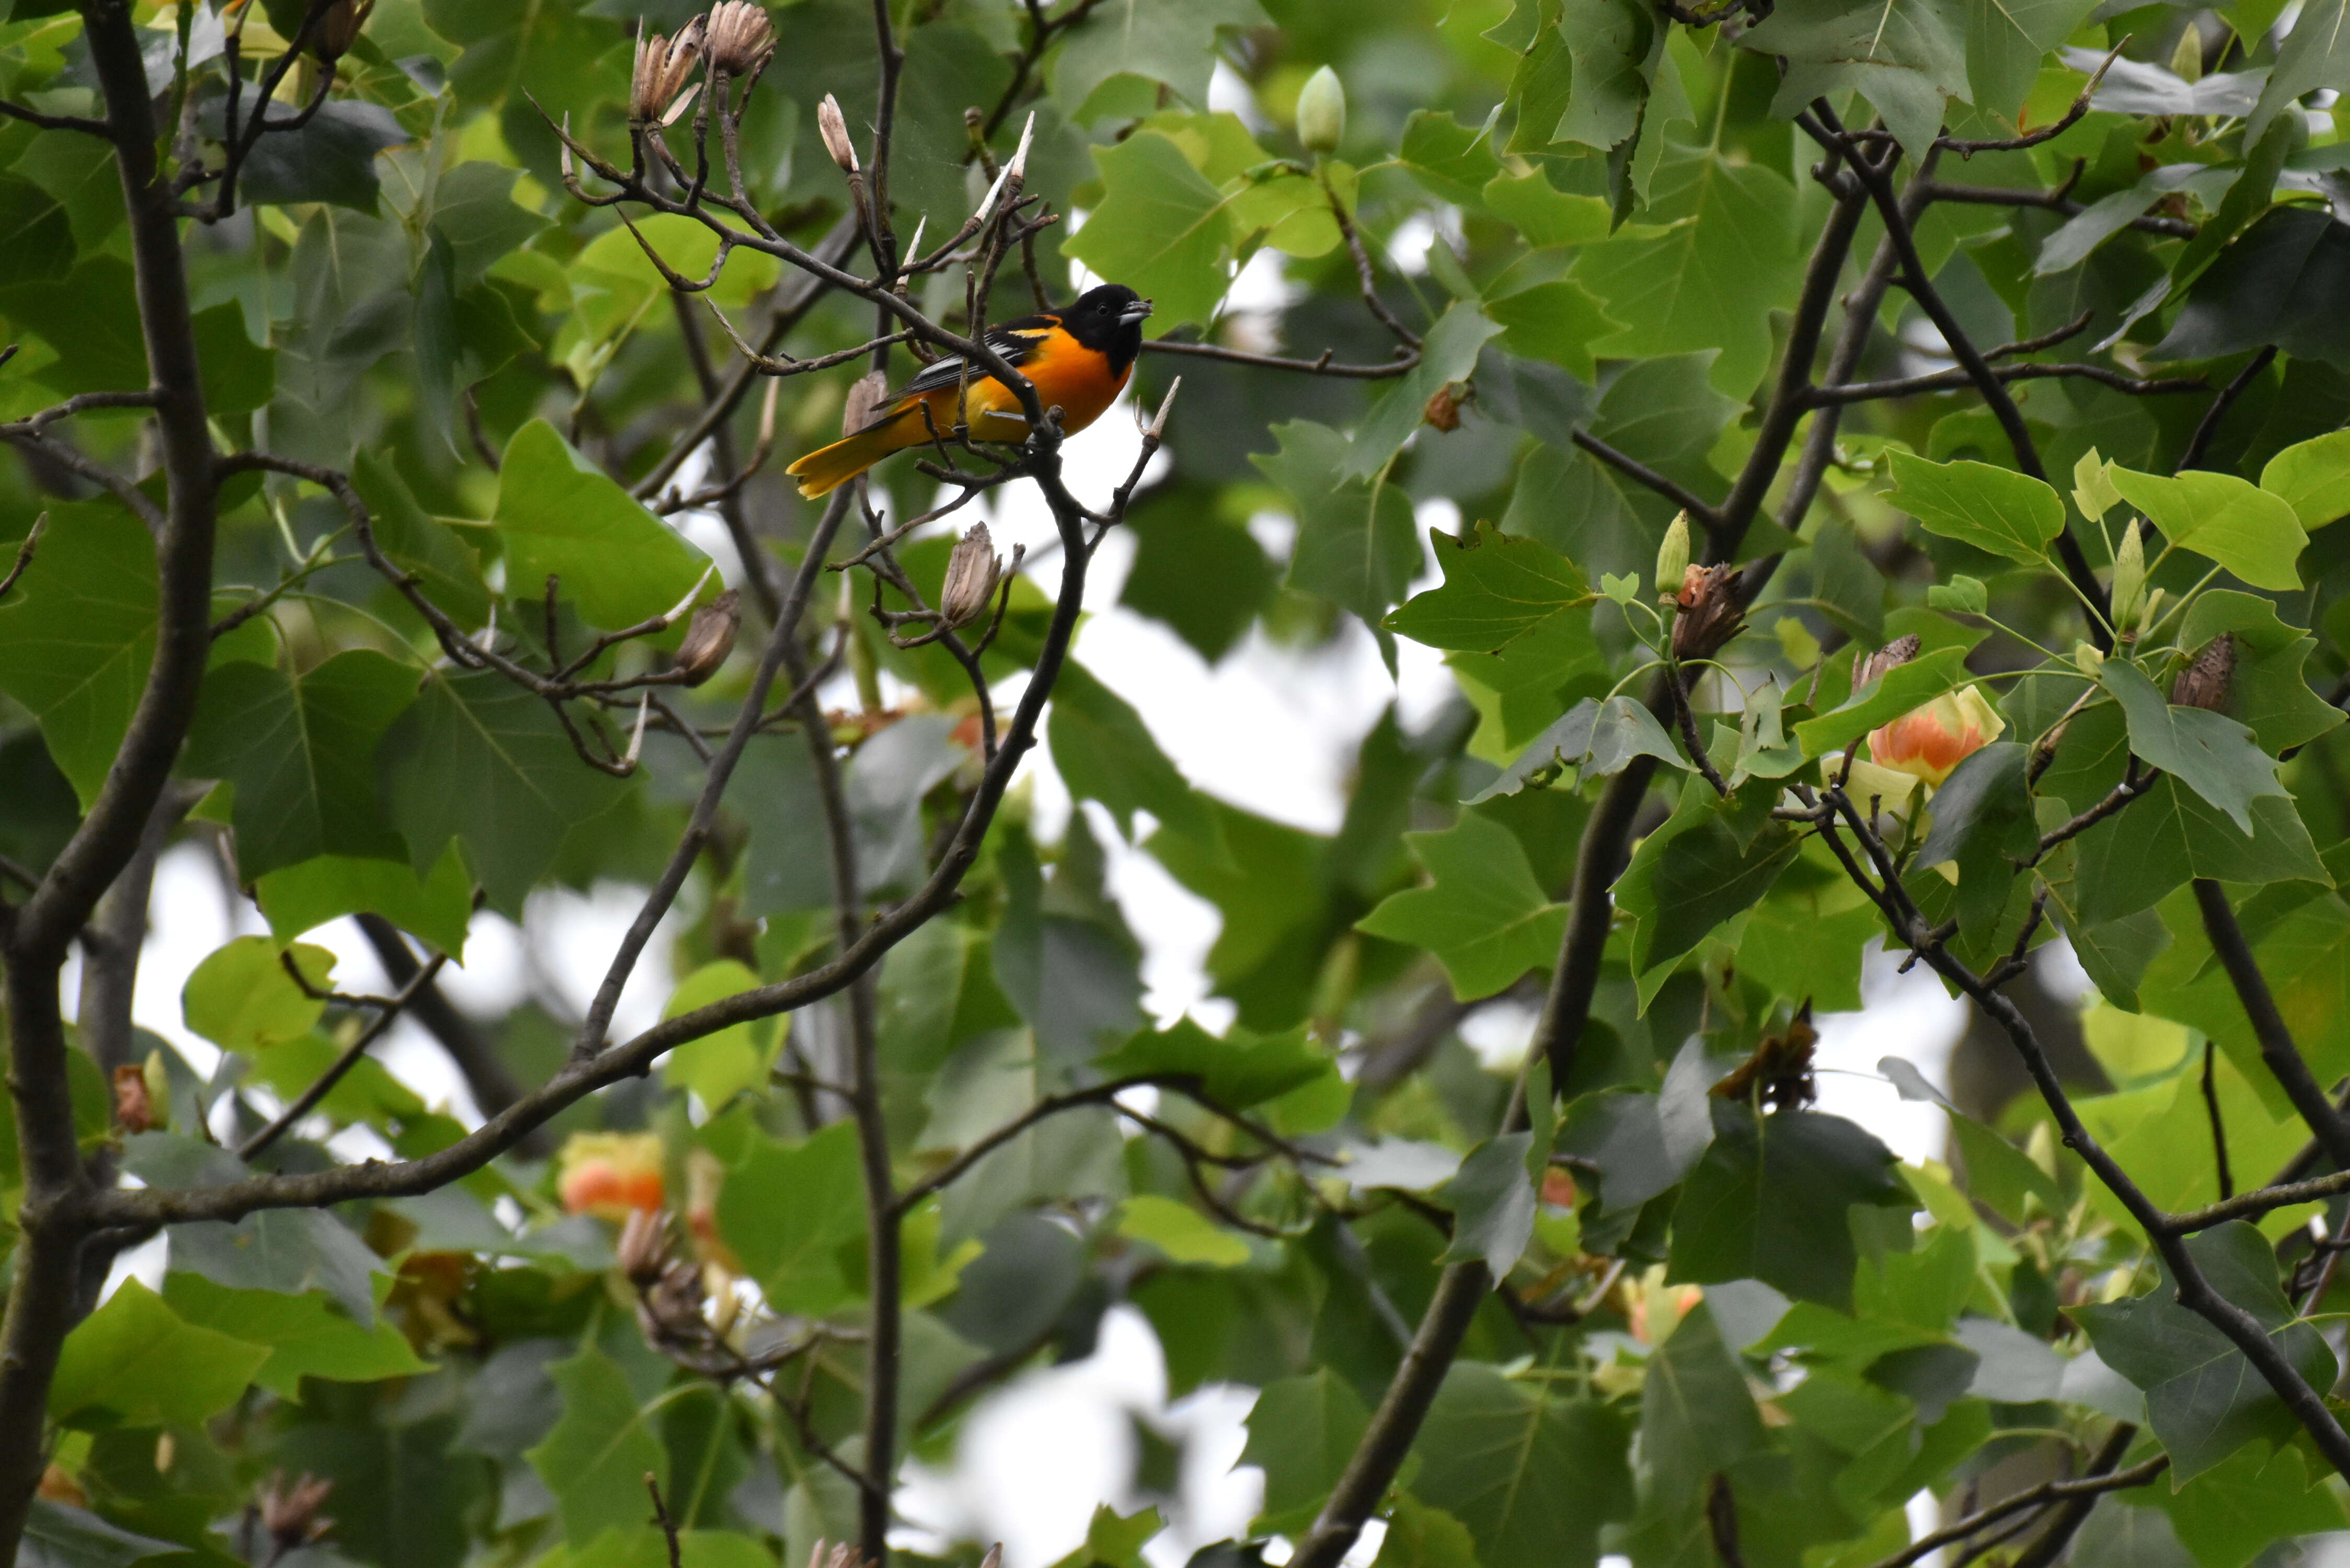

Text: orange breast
xmin=906 ymin=331 xmax=1129 ymax=441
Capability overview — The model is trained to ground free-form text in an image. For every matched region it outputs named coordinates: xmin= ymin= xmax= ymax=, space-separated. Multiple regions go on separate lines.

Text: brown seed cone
xmin=2170 ymin=633 xmax=2237 ymax=713
xmin=674 ymin=590 xmax=740 ymax=686
xmin=1670 ymin=563 xmax=1745 ymax=662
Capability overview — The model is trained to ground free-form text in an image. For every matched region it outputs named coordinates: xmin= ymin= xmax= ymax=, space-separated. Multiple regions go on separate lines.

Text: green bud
xmin=1654 ymin=510 xmax=1691 ymax=598
xmin=1296 ymin=66 xmax=1346 ymax=155
xmin=2072 ymin=447 xmax=2120 ymax=522
xmin=2110 ymin=518 xmax=2145 ymax=632
xmin=2073 ymin=641 xmax=2104 ymax=677
xmin=2169 ymin=24 xmax=2204 ymax=83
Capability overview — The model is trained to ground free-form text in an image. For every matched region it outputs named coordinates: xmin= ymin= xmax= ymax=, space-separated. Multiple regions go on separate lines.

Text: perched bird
xmin=788 ymin=283 xmax=1152 ymax=499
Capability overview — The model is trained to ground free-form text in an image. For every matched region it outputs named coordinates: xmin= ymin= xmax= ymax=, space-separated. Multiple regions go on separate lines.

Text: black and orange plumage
xmin=787 ymin=283 xmax=1153 ymax=499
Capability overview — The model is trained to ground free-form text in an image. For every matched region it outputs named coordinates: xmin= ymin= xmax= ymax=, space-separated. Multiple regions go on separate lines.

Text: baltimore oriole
xmin=787 ymin=283 xmax=1153 ymax=499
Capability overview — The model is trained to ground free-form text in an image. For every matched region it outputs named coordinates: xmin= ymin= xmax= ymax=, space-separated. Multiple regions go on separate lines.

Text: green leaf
xmin=2257 ymin=427 xmax=2350 ymax=531
xmin=1668 ymin=1102 xmax=1911 ymax=1308
xmin=662 ymin=961 xmax=777 ymax=1108
xmin=2076 ymin=1221 xmax=2337 ymax=1481
xmin=379 ymin=670 xmax=628 ymax=915
xmin=1639 ymin=1302 xmax=1768 ymax=1505
xmin=1049 ymin=0 xmax=1268 ymax=116
xmin=1884 ymin=451 xmax=2066 ymax=562
xmin=1962 ymin=0 xmax=2101 ymax=127
xmin=525 ymin=1346 xmax=670 ymax=1544
xmin=1386 ymin=521 xmax=1590 ymax=653
xmin=1399 ymin=110 xmax=1504 ymax=206
xmin=1355 ymin=814 xmax=1568 ymax=1000
xmin=1469 ymin=695 xmax=1683 ymax=803
xmin=1616 ymin=793 xmax=1803 ymax=985
xmin=1745 ymin=0 xmax=1967 ymax=155
xmin=1092 ymin=1018 xmax=1336 ymax=1109
xmin=1117 ymin=1194 xmax=1250 ymax=1267
xmin=182 ymin=936 xmax=334 ymax=1054
xmin=2070 ymin=779 xmax=2326 ymax=924
xmin=2152 ymin=208 xmax=2350 ymax=374
xmin=48 ymin=1278 xmax=271 ymax=1430
xmin=1436 ymin=1133 xmax=1538 ymax=1278
xmin=2150 ymin=1440 xmax=2347 ymax=1568
xmin=229 ymin=100 xmax=408 ymax=211
xmin=2107 ymin=466 xmax=2307 ymax=592
xmin=2099 ymin=660 xmax=2286 ymax=835
xmin=1484 ymin=279 xmax=1614 ymax=383
xmin=1409 ymin=1363 xmax=1633 ymax=1568
xmin=715 ymin=1123 xmax=867 ymax=1313
xmin=182 ymin=649 xmax=420 ymax=881
xmin=1255 ymin=421 xmax=1421 ymax=624
xmin=1373 ymin=1495 xmax=1481 ymax=1568
xmin=160 ymin=1273 xmax=431 ymax=1398
xmin=353 ymin=448 xmax=492 ymax=630
xmin=2248 ymin=0 xmax=2350 ymax=142
xmin=18 ymin=1502 xmax=184 ymax=1568
xmin=1342 ymin=304 xmax=1503 ymax=479
xmin=0 ymin=501 xmax=156 ymax=808
xmin=1049 ymin=663 xmax=1217 ymax=847
xmin=1482 ymin=171 xmax=1611 ymax=248
xmin=252 ymin=845 xmax=476 ymax=958
xmin=1243 ymin=1371 xmax=1372 ymax=1534
xmin=496 ymin=418 xmax=716 ymax=634
xmin=1926 ymin=575 xmax=1988 ymax=616
xmin=1575 ymin=149 xmax=1800 ymax=395
xmin=1063 ymin=133 xmax=1233 ymax=331
xmin=1914 ymin=742 xmax=2037 ymax=937
xmin=1552 ymin=0 xmax=1669 ymax=152
xmin=1794 ymin=644 xmax=1972 ymax=756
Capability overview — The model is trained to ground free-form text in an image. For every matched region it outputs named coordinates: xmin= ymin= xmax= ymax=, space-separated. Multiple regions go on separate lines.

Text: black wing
xmin=888 ymin=314 xmax=1059 ymax=405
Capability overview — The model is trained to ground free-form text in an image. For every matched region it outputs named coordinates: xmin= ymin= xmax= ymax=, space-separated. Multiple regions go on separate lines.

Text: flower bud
xmin=818 ymin=94 xmax=860 ymax=172
xmin=258 ymin=1473 xmax=335 ymax=1552
xmin=2171 ymin=633 xmax=2236 ymax=713
xmin=616 ymin=1207 xmax=673 ymax=1286
xmin=557 ymin=1132 xmax=666 ymax=1220
xmin=705 ymin=1 xmax=775 ymax=76
xmin=1295 ymin=65 xmax=1346 ymax=155
xmin=1852 ymin=633 xmax=1921 ymax=692
xmin=630 ymin=18 xmax=705 ymax=126
xmin=1669 ymin=562 xmax=1745 ymax=662
xmin=1654 ymin=512 xmax=1691 ymax=598
xmin=1866 ymin=684 xmax=2006 ymax=787
xmin=940 ymin=524 xmax=1005 ymax=629
xmin=674 ymin=589 xmax=739 ymax=686
xmin=1422 ymin=384 xmax=1461 ymax=432
xmin=111 ymin=1064 xmax=156 ymax=1134
xmin=2109 ymin=519 xmax=2146 ymax=633
xmin=312 ymin=0 xmax=373 ymax=62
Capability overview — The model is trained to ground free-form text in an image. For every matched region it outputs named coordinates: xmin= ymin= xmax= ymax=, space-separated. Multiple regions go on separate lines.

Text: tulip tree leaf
xmin=1049 ymin=663 xmax=1219 ymax=847
xmin=1356 ymin=813 xmax=1569 ymax=1000
xmin=1063 ymin=132 xmax=1234 ymax=330
xmin=494 ymin=418 xmax=716 ymax=636
xmin=2257 ymin=427 xmax=2350 ymax=531
xmin=1436 ymin=1132 xmax=1538 ymax=1278
xmin=48 ymin=1279 xmax=271 ymax=1431
xmin=1616 ymin=793 xmax=1804 ymax=987
xmin=2076 ymin=1221 xmax=2337 ymax=1481
xmin=1885 ymin=452 xmax=2066 ymax=562
xmin=1256 ymin=420 xmax=1423 ymax=625
xmin=1409 ymin=1362 xmax=1634 ymax=1568
xmin=1092 ymin=1018 xmax=1336 ymax=1109
xmin=525 ymin=1346 xmax=670 ymax=1543
xmin=1244 ymin=1370 xmax=1372 ymax=1534
xmin=2107 ymin=466 xmax=2308 ymax=592
xmin=2099 ymin=660 xmax=2288 ymax=835
xmin=2175 ymin=591 xmax=2346 ymax=756
xmin=0 ymin=501 xmax=157 ymax=809
xmin=714 ymin=1122 xmax=868 ymax=1313
xmin=1667 ymin=1102 xmax=1912 ymax=1308
xmin=160 ymin=1273 xmax=432 ymax=1398
xmin=1469 ymin=695 xmax=1684 ymax=803
xmin=1386 ymin=521 xmax=1592 ymax=653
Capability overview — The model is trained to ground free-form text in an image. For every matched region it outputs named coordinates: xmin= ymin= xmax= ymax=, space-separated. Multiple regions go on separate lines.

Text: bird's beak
xmin=1120 ymin=298 xmax=1155 ymax=326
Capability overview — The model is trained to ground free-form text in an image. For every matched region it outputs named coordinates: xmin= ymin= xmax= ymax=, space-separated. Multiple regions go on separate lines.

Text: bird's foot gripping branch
xmin=9 ymin=2 xmax=2350 ymax=1568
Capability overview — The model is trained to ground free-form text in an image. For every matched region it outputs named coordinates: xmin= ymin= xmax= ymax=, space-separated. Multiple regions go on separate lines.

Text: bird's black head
xmin=1059 ymin=283 xmax=1151 ymax=376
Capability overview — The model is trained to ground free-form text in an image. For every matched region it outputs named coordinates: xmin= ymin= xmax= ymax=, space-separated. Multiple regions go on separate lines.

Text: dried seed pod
xmin=705 ymin=1 xmax=775 ymax=76
xmin=1669 ymin=563 xmax=1745 ymax=662
xmin=673 ymin=589 xmax=740 ymax=686
xmin=842 ymin=370 xmax=889 ymax=436
xmin=257 ymin=1472 xmax=336 ymax=1551
xmin=817 ymin=94 xmax=859 ymax=173
xmin=2171 ymin=633 xmax=2236 ymax=713
xmin=111 ymin=1064 xmax=156 ymax=1134
xmin=939 ymin=524 xmax=1004 ymax=629
xmin=1851 ymin=633 xmax=1921 ymax=691
xmin=616 ymin=1208 xmax=673 ymax=1286
xmin=629 ymin=17 xmax=705 ymax=125
xmin=312 ymin=0 xmax=373 ymax=61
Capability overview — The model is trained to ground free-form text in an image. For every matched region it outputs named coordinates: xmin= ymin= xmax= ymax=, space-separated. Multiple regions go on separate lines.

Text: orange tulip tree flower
xmin=556 ymin=1132 xmax=666 ymax=1220
xmin=1866 ymin=685 xmax=2006 ymax=788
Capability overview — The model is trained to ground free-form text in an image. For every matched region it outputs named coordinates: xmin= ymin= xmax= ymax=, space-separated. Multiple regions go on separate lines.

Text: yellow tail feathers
xmin=786 ymin=409 xmax=916 ymax=499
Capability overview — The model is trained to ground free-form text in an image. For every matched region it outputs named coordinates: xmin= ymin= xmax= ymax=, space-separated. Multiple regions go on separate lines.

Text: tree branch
xmin=2192 ymin=879 xmax=2350 ymax=1170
